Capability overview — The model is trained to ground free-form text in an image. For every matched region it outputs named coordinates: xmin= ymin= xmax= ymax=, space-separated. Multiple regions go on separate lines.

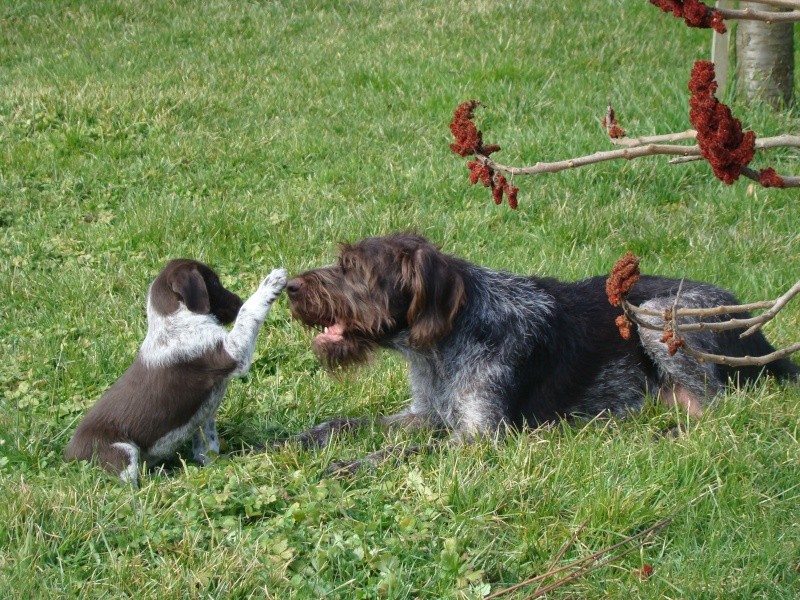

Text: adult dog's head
xmin=286 ymin=234 xmax=466 ymax=367
xmin=149 ymin=259 xmax=243 ymax=325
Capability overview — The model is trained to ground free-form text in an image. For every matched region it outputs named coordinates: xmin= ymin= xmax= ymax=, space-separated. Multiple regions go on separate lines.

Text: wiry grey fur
xmin=285 ymin=234 xmax=798 ymax=472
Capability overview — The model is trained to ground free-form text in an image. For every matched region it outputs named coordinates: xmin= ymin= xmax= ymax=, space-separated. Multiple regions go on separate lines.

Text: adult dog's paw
xmin=324 ymin=444 xmax=427 ymax=477
xmin=325 ymin=457 xmax=365 ymax=477
xmin=291 ymin=417 xmax=367 ymax=449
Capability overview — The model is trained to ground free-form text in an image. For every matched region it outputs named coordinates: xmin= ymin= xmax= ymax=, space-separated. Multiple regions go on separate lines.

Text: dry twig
xmin=476 ymin=134 xmax=800 ymax=187
xmin=486 ymin=514 xmax=674 ymax=599
xmin=461 ymin=112 xmax=800 ymax=191
xmin=480 ymin=135 xmax=800 ymax=176
xmin=608 ymin=255 xmax=800 ymax=367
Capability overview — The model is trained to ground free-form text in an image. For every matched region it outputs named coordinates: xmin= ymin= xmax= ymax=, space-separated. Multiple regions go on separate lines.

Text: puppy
xmin=65 ymin=259 xmax=287 ymax=484
xmin=285 ymin=233 xmax=798 ymax=471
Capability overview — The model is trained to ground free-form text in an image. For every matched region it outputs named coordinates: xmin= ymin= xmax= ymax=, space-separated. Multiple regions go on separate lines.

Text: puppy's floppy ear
xmin=403 ymin=243 xmax=466 ymax=348
xmin=171 ymin=268 xmax=211 ymax=314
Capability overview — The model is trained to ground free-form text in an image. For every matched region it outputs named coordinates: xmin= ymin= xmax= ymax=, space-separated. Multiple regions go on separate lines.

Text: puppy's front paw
xmin=261 ymin=268 xmax=288 ymax=300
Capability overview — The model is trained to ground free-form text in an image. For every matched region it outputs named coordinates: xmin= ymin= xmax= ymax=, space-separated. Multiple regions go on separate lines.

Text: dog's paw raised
xmin=261 ymin=268 xmax=288 ymax=298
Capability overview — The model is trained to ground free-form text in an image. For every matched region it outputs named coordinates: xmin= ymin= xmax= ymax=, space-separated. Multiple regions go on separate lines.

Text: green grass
xmin=2 ymin=0 xmax=799 ymax=597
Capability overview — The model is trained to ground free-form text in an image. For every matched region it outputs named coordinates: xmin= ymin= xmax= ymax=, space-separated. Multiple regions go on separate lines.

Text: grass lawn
xmin=1 ymin=1 xmax=799 ymax=597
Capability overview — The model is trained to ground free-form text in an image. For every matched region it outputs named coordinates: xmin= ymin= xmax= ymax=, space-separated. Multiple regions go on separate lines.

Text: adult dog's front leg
xmin=325 ymin=395 xmax=509 ymax=475
xmin=327 ymin=443 xmax=430 ymax=476
xmin=325 ymin=410 xmax=504 ymax=476
xmin=282 ymin=409 xmax=432 ymax=451
xmin=310 ymin=410 xmax=437 ymax=474
xmin=224 ymin=268 xmax=287 ymax=376
xmin=289 ymin=417 xmax=371 ymax=449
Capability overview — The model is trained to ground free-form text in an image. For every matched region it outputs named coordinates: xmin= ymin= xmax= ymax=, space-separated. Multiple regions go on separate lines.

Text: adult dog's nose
xmin=285 ymin=278 xmax=303 ymax=296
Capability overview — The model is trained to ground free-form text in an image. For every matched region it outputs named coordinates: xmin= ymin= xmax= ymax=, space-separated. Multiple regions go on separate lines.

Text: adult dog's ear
xmin=403 ymin=244 xmax=466 ymax=348
xmin=171 ymin=267 xmax=211 ymax=314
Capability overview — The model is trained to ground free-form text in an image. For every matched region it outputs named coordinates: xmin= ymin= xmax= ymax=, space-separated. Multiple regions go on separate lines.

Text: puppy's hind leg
xmin=224 ymin=268 xmax=288 ymax=376
xmin=106 ymin=442 xmax=141 ymax=486
xmin=66 ymin=432 xmax=141 ymax=485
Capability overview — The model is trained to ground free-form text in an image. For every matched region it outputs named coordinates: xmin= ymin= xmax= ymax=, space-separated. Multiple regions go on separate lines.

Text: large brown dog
xmin=285 ymin=233 xmax=797 ymax=472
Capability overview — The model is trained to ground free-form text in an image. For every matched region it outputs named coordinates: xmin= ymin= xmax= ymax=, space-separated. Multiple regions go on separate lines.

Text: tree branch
xmin=608 ymin=128 xmax=698 ymax=147
xmin=619 ymin=279 xmax=800 ymax=367
xmin=477 ymin=133 xmax=800 ymax=186
xmin=611 ymin=130 xmax=800 ymax=151
xmin=716 ymin=6 xmax=800 ymax=23
xmin=756 ymin=1 xmax=800 ymax=10
xmin=740 ymin=166 xmax=800 ymax=187
xmin=476 ymin=143 xmax=700 ymax=176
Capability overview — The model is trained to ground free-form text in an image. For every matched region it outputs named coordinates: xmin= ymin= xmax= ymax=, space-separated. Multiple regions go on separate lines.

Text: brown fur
xmin=284 ymin=233 xmax=798 ymax=473
xmin=149 ymin=259 xmax=242 ymax=323
xmin=64 ymin=351 xmax=237 ymax=473
xmin=286 ymin=233 xmax=466 ymax=367
xmin=62 ymin=259 xmax=292 ymax=484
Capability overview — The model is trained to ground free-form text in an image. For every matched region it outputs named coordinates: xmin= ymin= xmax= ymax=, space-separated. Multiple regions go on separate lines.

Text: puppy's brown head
xmin=286 ymin=234 xmax=466 ymax=367
xmin=149 ymin=259 xmax=243 ymax=324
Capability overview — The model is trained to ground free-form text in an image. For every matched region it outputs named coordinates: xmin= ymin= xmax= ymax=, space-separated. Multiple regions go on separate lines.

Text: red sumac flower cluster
xmin=607 ymin=252 xmax=642 ymax=340
xmin=689 ymin=60 xmax=755 ymax=184
xmin=601 ymin=106 xmax=627 ymax=139
xmin=450 ymin=101 xmax=520 ymax=210
xmin=758 ymin=167 xmax=785 ymax=188
xmin=606 ymin=252 xmax=641 ymax=307
xmin=650 ymin=0 xmax=726 ymax=33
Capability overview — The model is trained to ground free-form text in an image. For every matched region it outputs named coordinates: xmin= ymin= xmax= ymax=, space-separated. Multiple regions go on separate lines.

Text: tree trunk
xmin=735 ymin=2 xmax=794 ymax=107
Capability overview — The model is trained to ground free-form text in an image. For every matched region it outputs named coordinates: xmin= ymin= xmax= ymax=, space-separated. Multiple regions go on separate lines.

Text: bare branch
xmin=478 ymin=134 xmax=800 ymax=185
xmin=679 ymin=340 xmax=800 ymax=367
xmin=740 ymin=280 xmax=800 ymax=336
xmin=670 ymin=134 xmax=800 ymax=165
xmin=609 ymin=129 xmax=698 ymax=147
xmin=486 ymin=513 xmax=673 ymax=600
xmin=717 ymin=6 xmax=800 ymax=23
xmin=740 ymin=166 xmax=800 ymax=187
xmin=477 ymin=144 xmax=701 ymax=176
xmin=619 ymin=279 xmax=800 ymax=366
xmin=530 ymin=518 xmax=589 ymax=596
xmin=612 ymin=131 xmax=800 ymax=151
xmin=521 ymin=540 xmax=656 ymax=600
xmin=756 ymin=1 xmax=800 ymax=10
xmin=626 ymin=301 xmax=776 ymax=319
xmin=756 ymin=133 xmax=800 ymax=149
